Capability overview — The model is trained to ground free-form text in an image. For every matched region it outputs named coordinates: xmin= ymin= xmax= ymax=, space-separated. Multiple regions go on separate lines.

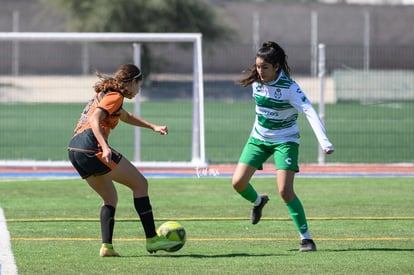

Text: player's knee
xmin=140 ymin=177 xmax=149 ymax=188
xmin=231 ymin=177 xmax=246 ymax=192
xmin=231 ymin=176 xmax=239 ymax=188
xmin=279 ymin=189 xmax=295 ymax=202
xmin=103 ymin=197 xmax=118 ymax=207
xmin=129 ymin=178 xmax=149 ymax=196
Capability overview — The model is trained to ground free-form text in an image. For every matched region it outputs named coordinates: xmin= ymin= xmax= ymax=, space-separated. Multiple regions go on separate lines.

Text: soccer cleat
xmin=100 ymin=243 xmax=120 ymax=257
xmin=251 ymin=194 xmax=269 ymax=224
xmin=299 ymin=239 xmax=317 ymax=252
xmin=146 ymin=235 xmax=182 ymax=254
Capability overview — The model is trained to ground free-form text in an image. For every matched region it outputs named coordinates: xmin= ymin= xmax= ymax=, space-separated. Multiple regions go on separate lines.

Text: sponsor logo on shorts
xmin=285 ymin=157 xmax=292 ymax=165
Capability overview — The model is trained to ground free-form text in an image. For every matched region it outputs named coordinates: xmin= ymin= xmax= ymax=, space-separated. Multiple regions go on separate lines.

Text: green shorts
xmin=238 ymin=137 xmax=299 ymax=171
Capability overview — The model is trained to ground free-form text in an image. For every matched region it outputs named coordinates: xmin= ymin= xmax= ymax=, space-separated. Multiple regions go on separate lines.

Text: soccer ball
xmin=156 ymin=221 xmax=186 ymax=252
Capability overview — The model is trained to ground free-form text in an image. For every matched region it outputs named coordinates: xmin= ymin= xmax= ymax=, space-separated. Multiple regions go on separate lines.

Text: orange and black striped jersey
xmin=68 ymin=90 xmax=124 ymax=151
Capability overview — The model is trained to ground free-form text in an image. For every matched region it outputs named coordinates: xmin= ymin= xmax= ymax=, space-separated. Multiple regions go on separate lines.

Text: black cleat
xmin=250 ymin=195 xmax=269 ymax=224
xmin=299 ymin=239 xmax=317 ymax=252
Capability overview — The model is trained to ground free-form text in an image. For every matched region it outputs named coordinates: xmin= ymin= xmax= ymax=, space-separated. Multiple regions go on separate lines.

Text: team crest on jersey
xmin=255 ymin=84 xmax=264 ymax=94
xmin=274 ymin=88 xmax=282 ymax=99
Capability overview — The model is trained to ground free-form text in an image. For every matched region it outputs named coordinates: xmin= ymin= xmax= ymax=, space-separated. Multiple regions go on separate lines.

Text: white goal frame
xmin=0 ymin=32 xmax=207 ymax=168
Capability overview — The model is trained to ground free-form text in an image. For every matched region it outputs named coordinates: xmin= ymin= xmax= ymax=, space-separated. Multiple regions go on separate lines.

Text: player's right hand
xmin=102 ymin=148 xmax=112 ymax=164
xmin=324 ymin=146 xmax=335 ymax=155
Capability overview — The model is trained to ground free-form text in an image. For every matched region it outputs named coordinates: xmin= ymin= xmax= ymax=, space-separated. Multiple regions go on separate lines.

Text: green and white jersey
xmin=251 ymin=71 xmax=333 ymax=151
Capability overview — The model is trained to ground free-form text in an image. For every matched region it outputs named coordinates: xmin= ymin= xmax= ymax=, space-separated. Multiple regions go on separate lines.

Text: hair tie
xmin=121 ymin=71 xmax=142 ymax=83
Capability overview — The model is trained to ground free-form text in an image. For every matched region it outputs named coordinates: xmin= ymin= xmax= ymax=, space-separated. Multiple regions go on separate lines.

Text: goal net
xmin=0 ymin=32 xmax=207 ymax=168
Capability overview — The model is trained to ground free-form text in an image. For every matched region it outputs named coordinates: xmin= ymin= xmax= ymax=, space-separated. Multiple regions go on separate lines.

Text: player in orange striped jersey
xmin=68 ymin=64 xmax=180 ymax=256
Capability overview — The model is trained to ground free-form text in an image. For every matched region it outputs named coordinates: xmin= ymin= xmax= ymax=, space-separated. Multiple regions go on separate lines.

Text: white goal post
xmin=0 ymin=32 xmax=207 ymax=168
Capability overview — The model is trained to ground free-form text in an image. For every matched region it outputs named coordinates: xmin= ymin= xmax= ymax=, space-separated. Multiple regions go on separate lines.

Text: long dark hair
xmin=237 ymin=41 xmax=291 ymax=87
xmin=93 ymin=64 xmax=143 ymax=97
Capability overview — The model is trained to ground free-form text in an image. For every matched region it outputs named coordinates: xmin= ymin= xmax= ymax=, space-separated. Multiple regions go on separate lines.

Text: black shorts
xmin=68 ymin=149 xmax=123 ymax=179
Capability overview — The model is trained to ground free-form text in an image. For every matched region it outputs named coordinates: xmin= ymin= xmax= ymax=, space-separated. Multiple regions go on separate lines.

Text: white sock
xmin=300 ymin=230 xmax=312 ymax=240
xmin=253 ymin=195 xmax=262 ymax=206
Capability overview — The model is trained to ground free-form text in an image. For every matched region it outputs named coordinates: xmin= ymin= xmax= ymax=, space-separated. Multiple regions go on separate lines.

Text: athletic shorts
xmin=68 ymin=149 xmax=123 ymax=179
xmin=238 ymin=137 xmax=299 ymax=172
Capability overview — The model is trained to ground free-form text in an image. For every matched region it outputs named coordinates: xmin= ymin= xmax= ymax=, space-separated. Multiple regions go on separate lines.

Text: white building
xmin=320 ymin=0 xmax=414 ymax=4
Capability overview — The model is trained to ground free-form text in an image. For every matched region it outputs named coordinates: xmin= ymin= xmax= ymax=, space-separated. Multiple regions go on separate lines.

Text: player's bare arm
xmin=89 ymin=108 xmax=112 ymax=163
xmin=119 ymin=109 xmax=168 ymax=135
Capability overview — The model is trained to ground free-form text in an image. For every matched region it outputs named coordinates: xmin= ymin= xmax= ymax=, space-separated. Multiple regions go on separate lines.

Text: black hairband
xmin=121 ymin=71 xmax=142 ymax=82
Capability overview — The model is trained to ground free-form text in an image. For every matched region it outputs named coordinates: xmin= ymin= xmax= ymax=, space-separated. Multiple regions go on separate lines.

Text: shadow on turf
xmin=127 ymin=252 xmax=287 ymax=258
xmin=323 ymin=248 xmax=414 ymax=252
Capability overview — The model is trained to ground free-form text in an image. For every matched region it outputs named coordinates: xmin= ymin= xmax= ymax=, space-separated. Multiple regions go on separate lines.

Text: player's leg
xmin=108 ymin=157 xmax=180 ymax=253
xmin=233 ymin=163 xmax=269 ymax=224
xmin=86 ymin=175 xmax=120 ymax=256
xmin=70 ymin=150 xmax=121 ymax=256
xmin=109 ymin=156 xmax=148 ymax=197
xmin=232 ymin=162 xmax=257 ymax=193
xmin=275 ymin=169 xmax=296 ymax=202
xmin=274 ymin=142 xmax=316 ymax=252
xmin=232 ymin=137 xmax=271 ymax=224
xmin=109 ymin=157 xmax=155 ymax=236
xmin=277 ymin=170 xmax=316 ymax=252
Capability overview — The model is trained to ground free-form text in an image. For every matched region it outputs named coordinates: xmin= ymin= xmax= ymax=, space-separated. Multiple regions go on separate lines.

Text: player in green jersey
xmin=232 ymin=41 xmax=334 ymax=252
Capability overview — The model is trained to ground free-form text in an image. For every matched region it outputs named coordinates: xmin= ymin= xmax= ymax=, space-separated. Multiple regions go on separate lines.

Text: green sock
xmin=238 ymin=183 xmax=258 ymax=203
xmin=286 ymin=196 xmax=309 ymax=234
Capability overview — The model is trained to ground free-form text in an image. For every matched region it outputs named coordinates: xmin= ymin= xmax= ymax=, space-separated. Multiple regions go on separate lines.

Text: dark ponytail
xmin=257 ymin=41 xmax=290 ymax=77
xmin=237 ymin=41 xmax=291 ymax=87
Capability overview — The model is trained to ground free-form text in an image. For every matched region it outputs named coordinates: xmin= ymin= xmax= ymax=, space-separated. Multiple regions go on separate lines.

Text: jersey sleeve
xmin=289 ymin=83 xmax=334 ymax=151
xmin=98 ymin=92 xmax=123 ymax=115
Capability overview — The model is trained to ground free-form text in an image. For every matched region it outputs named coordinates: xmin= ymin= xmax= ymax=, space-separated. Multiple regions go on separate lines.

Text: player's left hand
xmin=154 ymin=125 xmax=168 ymax=135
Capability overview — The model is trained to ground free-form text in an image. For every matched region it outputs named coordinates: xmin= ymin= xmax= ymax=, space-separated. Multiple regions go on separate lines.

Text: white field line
xmin=0 ymin=208 xmax=18 ymax=275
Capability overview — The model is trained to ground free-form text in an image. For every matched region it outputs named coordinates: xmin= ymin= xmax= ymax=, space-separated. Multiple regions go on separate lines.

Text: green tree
xmin=42 ymin=0 xmax=235 ymax=73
